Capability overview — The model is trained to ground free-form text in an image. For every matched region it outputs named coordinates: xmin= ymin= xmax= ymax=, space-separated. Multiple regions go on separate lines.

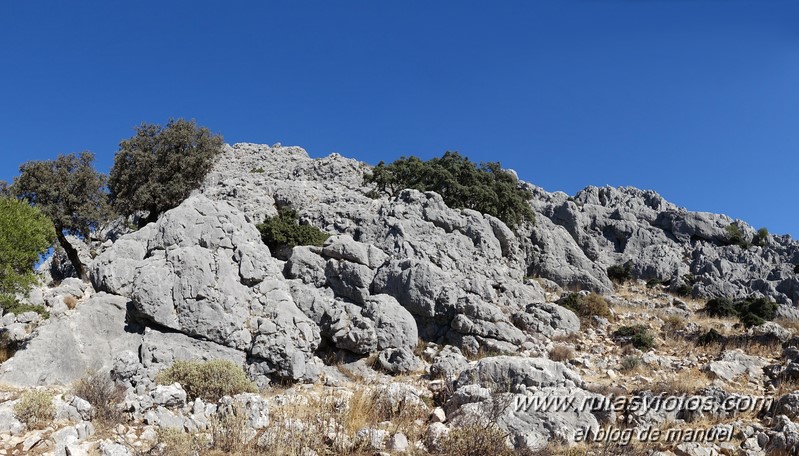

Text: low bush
xmin=0 ymin=295 xmax=49 ymax=319
xmin=607 ymin=263 xmax=633 ymax=284
xmin=661 ymin=314 xmax=685 ymax=333
xmin=156 ymin=359 xmax=257 ymax=402
xmin=619 ymin=355 xmax=642 ymax=373
xmin=257 ymin=208 xmax=329 ymax=258
xmin=613 ymin=325 xmax=655 ymax=350
xmin=72 ymin=370 xmax=125 ymax=426
xmin=437 ymin=424 xmax=516 ymax=456
xmin=13 ymin=390 xmax=54 ymax=429
xmin=557 ymin=292 xmax=612 ymax=323
xmin=703 ymin=297 xmax=737 ymax=318
xmin=753 ymin=227 xmax=769 ymax=247
xmin=725 ymin=224 xmax=751 ymax=249
xmin=795 ymin=264 xmax=799 ymax=274
xmin=646 ymin=278 xmax=662 ymax=289
xmin=697 ymin=328 xmax=725 ymax=346
xmin=548 ymin=344 xmax=575 ymax=362
xmin=701 ymin=296 xmax=777 ymax=328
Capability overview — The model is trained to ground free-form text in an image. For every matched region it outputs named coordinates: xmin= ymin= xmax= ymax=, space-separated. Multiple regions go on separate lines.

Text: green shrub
xmin=613 ymin=325 xmax=655 ymax=350
xmin=0 ymin=197 xmax=55 ymax=294
xmin=753 ymin=227 xmax=769 ymax=247
xmin=703 ymin=297 xmax=737 ymax=318
xmin=257 ymin=209 xmax=329 ymax=258
xmin=13 ymin=390 xmax=54 ymax=429
xmin=250 ymin=167 xmax=265 ymax=173
xmin=364 ymin=151 xmax=534 ymax=229
xmin=0 ymin=295 xmax=49 ymax=319
xmin=725 ymin=224 xmax=751 ymax=249
xmin=697 ymin=328 xmax=724 ymax=346
xmin=558 ymin=293 xmax=611 ymax=322
xmin=607 ymin=263 xmax=633 ymax=284
xmin=701 ymin=296 xmax=777 ymax=328
xmin=646 ymin=278 xmax=662 ymax=289
xmin=737 ymin=297 xmax=777 ymax=328
xmin=156 ymin=359 xmax=257 ymax=402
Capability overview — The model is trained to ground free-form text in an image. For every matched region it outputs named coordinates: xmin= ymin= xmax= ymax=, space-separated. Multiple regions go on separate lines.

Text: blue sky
xmin=1 ymin=1 xmax=798 ymax=236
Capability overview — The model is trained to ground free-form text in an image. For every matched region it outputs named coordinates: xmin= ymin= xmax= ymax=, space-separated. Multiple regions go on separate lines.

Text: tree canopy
xmin=11 ymin=152 xmax=109 ymax=280
xmin=109 ymin=119 xmax=223 ymax=226
xmin=364 ymin=151 xmax=534 ymax=229
xmin=0 ymin=197 xmax=55 ymax=296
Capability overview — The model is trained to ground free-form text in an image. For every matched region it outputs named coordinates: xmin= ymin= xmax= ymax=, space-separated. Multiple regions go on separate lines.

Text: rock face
xmin=527 ymin=185 xmax=799 ymax=304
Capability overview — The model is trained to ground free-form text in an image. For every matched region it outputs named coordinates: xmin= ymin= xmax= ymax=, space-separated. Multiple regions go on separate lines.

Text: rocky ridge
xmin=0 ymin=143 xmax=797 ymax=455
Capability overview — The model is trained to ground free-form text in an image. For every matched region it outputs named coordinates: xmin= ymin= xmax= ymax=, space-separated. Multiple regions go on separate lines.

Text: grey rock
xmin=0 ymin=293 xmax=142 ymax=387
xmin=362 ymin=294 xmax=418 ymax=351
xmin=458 ymin=356 xmax=583 ymax=391
xmin=377 ymin=347 xmax=422 ymax=374
xmin=430 ymin=345 xmax=469 ymax=380
xmin=98 ymin=441 xmax=132 ymax=456
xmin=284 ymin=246 xmax=327 ymax=287
xmin=151 ymin=383 xmax=187 ymax=408
xmin=705 ymin=350 xmax=768 ymax=382
xmin=322 ymin=235 xmax=388 ymax=269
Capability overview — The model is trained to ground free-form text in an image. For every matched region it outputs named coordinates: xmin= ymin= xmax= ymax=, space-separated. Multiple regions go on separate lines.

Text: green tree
xmin=364 ymin=151 xmax=534 ymax=229
xmin=109 ymin=119 xmax=224 ymax=226
xmin=0 ymin=197 xmax=55 ymax=297
xmin=753 ymin=227 xmax=769 ymax=247
xmin=12 ymin=152 xmax=109 ymax=281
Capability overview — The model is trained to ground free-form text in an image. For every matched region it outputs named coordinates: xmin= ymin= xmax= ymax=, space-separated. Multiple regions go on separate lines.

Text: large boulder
xmin=0 ymin=293 xmax=141 ymax=386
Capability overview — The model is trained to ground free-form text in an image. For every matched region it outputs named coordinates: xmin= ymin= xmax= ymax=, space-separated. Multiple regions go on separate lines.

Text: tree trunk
xmin=56 ymin=229 xmax=88 ymax=282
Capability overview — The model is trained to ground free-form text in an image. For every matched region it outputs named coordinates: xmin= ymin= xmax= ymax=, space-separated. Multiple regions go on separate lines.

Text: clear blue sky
xmin=1 ymin=1 xmax=798 ymax=236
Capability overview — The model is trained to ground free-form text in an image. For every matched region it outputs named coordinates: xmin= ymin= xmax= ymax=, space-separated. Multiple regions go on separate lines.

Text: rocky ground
xmin=0 ymin=144 xmax=798 ymax=455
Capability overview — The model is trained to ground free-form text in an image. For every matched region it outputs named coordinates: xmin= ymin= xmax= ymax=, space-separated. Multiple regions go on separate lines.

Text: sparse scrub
xmin=156 ymin=359 xmax=257 ymax=402
xmin=549 ymin=344 xmax=575 ymax=362
xmin=673 ymin=274 xmax=697 ymax=297
xmin=619 ymin=355 xmax=642 ymax=373
xmin=558 ymin=292 xmax=612 ymax=324
xmin=612 ymin=325 xmax=655 ymax=350
xmin=72 ymin=370 xmax=125 ymax=427
xmin=661 ymin=314 xmax=685 ymax=334
xmin=13 ymin=390 xmax=55 ymax=430
xmin=257 ymin=208 xmax=329 ymax=258
xmin=152 ymin=428 xmax=209 ymax=456
xmin=437 ymin=424 xmax=515 ymax=456
xmin=606 ymin=263 xmax=633 ymax=284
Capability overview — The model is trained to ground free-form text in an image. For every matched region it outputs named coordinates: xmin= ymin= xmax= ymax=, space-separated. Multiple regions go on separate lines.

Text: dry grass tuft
xmin=549 ymin=344 xmax=575 ymax=362
xmin=64 ymin=295 xmax=79 ymax=310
